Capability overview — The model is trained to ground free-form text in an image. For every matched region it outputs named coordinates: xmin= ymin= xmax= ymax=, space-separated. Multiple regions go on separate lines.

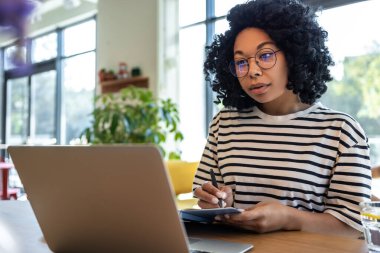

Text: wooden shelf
xmin=100 ymin=76 xmax=149 ymax=93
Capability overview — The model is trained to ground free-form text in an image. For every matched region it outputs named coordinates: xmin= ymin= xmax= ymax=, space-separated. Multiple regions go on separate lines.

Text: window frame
xmin=0 ymin=16 xmax=97 ymax=148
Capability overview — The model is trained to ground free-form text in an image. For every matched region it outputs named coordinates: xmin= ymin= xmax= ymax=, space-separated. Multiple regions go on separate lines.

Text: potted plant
xmin=81 ymin=86 xmax=183 ymax=159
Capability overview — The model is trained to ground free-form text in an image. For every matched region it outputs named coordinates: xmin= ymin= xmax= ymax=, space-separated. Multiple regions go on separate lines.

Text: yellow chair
xmin=165 ymin=160 xmax=199 ymax=209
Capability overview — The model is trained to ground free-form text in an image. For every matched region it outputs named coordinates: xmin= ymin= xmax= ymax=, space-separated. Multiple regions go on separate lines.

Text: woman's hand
xmin=218 ymin=202 xmax=294 ymax=233
xmin=193 ymin=182 xmax=234 ymax=209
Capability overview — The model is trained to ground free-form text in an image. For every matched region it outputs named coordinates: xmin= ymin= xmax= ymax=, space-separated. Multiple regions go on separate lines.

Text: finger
xmin=202 ymin=182 xmax=227 ymax=199
xmin=198 ymin=200 xmax=220 ymax=209
xmin=229 ymin=209 xmax=262 ymax=222
xmin=223 ymin=217 xmax=256 ymax=228
xmin=220 ymin=217 xmax=246 ymax=226
xmin=220 ymin=185 xmax=233 ymax=196
xmin=235 ymin=224 xmax=259 ymax=232
xmin=194 ymin=186 xmax=220 ymax=205
xmin=227 ymin=222 xmax=261 ymax=232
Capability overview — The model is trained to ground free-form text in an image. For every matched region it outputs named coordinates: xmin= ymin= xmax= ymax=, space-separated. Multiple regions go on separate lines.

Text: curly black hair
xmin=204 ymin=0 xmax=334 ymax=110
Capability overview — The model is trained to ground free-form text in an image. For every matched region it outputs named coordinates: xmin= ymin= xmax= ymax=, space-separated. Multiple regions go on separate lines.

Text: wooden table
xmin=0 ymin=201 xmax=368 ymax=253
xmin=186 ymin=222 xmax=367 ymax=253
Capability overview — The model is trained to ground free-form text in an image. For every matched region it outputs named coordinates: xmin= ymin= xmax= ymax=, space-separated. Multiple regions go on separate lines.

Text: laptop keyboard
xmin=188 ymin=238 xmax=215 ymax=253
xmin=190 ymin=250 xmax=214 ymax=253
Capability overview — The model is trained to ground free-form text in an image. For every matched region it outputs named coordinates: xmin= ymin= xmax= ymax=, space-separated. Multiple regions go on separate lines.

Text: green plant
xmin=81 ymin=86 xmax=184 ymax=159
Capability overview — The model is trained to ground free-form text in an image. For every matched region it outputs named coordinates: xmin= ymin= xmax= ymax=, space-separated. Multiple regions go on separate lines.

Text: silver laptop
xmin=8 ymin=145 xmax=253 ymax=253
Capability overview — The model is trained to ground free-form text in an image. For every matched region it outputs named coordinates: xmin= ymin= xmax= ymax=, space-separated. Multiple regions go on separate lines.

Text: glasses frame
xmin=229 ymin=48 xmax=281 ymax=78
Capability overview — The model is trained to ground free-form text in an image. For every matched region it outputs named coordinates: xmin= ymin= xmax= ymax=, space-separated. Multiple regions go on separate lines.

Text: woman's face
xmin=233 ymin=28 xmax=291 ymax=106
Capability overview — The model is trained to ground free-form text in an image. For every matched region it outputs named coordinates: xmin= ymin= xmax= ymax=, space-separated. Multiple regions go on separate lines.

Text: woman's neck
xmin=258 ymin=91 xmax=311 ymax=116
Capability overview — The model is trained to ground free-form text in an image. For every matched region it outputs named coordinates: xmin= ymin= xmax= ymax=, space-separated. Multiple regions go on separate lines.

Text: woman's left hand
xmin=217 ymin=202 xmax=295 ymax=233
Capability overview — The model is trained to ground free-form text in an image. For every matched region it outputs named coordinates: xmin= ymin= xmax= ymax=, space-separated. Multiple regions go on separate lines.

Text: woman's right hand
xmin=193 ymin=182 xmax=233 ymax=209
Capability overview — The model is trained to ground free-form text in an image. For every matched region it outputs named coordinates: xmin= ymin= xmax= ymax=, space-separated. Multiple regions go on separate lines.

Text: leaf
xmin=80 ymin=86 xmax=184 ymax=159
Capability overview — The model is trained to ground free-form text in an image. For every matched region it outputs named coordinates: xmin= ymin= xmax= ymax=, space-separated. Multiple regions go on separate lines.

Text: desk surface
xmin=186 ymin=222 xmax=367 ymax=253
xmin=0 ymin=201 xmax=368 ymax=253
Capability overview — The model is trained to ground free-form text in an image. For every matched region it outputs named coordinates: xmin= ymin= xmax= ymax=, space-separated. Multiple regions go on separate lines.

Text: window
xmin=63 ymin=20 xmax=96 ymax=57
xmin=319 ymin=0 xmax=380 ymax=165
xmin=6 ymin=77 xmax=29 ymax=144
xmin=30 ymin=70 xmax=57 ymax=144
xmin=178 ymin=21 xmax=206 ymax=162
xmin=178 ymin=0 xmax=245 ymax=161
xmin=4 ymin=45 xmax=27 ymax=70
xmin=1 ymin=18 xmax=96 ymax=146
xmin=62 ymin=52 xmax=96 ymax=143
xmin=31 ymin=33 xmax=57 ymax=63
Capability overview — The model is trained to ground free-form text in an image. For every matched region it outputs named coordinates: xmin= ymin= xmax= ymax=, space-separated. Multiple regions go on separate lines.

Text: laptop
xmin=8 ymin=145 xmax=253 ymax=253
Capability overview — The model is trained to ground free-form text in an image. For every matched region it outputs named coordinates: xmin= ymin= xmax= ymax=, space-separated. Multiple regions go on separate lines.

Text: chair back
xmin=166 ymin=160 xmax=198 ymax=195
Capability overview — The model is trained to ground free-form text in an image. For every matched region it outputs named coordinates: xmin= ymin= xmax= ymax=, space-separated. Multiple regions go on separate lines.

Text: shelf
xmin=100 ymin=76 xmax=149 ymax=93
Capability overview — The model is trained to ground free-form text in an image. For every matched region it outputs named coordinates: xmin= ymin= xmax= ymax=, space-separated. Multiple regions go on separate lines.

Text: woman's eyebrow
xmin=257 ymin=41 xmax=276 ymax=50
xmin=234 ymin=41 xmax=277 ymax=56
xmin=233 ymin=50 xmax=245 ymax=56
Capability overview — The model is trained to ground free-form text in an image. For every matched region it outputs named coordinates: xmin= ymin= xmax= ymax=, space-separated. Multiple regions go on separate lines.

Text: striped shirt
xmin=193 ymin=103 xmax=371 ymax=231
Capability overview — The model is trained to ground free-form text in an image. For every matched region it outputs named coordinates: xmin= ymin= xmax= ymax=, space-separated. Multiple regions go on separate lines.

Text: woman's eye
xmin=259 ymin=53 xmax=274 ymax=61
xmin=236 ymin=60 xmax=248 ymax=67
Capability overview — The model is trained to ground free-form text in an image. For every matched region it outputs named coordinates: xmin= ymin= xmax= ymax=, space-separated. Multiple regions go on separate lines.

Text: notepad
xmin=180 ymin=207 xmax=243 ymax=223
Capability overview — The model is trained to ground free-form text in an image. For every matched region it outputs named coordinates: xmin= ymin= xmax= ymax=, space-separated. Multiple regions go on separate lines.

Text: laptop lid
xmin=8 ymin=145 xmax=253 ymax=253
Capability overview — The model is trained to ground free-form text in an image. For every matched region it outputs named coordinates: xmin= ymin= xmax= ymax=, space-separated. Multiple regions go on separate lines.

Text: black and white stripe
xmin=193 ymin=103 xmax=371 ymax=231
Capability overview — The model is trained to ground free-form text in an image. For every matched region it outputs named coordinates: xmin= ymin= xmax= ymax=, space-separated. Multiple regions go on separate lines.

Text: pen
xmin=210 ymin=169 xmax=223 ymax=208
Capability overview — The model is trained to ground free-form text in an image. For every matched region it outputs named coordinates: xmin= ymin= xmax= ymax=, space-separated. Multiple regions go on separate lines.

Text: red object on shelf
xmin=0 ymin=162 xmax=19 ymax=200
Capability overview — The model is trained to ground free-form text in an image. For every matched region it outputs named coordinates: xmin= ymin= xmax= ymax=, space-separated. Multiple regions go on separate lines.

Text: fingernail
xmin=224 ymin=214 xmax=230 ymax=219
xmin=221 ymin=192 xmax=227 ymax=199
xmin=215 ymin=215 xmax=221 ymax=221
xmin=216 ymin=192 xmax=224 ymax=198
xmin=212 ymin=198 xmax=219 ymax=204
xmin=202 ymin=181 xmax=209 ymax=186
xmin=222 ymin=201 xmax=227 ymax=208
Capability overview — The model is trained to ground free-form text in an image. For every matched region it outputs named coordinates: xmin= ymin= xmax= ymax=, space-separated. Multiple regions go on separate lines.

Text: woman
xmin=193 ymin=0 xmax=371 ymax=236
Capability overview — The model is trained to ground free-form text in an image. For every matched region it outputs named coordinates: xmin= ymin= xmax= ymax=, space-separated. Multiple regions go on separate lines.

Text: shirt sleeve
xmin=192 ymin=111 xmax=224 ymax=191
xmin=324 ymin=121 xmax=372 ymax=232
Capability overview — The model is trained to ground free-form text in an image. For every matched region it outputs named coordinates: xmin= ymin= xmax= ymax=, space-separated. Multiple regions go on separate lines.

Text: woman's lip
xmin=248 ymin=83 xmax=271 ymax=95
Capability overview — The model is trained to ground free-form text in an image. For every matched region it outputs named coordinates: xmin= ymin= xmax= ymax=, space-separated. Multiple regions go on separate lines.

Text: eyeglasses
xmin=229 ymin=48 xmax=281 ymax=78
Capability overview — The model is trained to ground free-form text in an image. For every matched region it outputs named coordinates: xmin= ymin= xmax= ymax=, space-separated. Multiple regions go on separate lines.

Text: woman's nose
xmin=248 ymin=60 xmax=262 ymax=78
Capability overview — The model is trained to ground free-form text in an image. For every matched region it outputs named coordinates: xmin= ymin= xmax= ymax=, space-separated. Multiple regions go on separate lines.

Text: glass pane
xmin=62 ymin=52 xmax=95 ymax=144
xmin=215 ymin=18 xmax=229 ymax=36
xmin=319 ymin=0 xmax=380 ymax=165
xmin=179 ymin=24 xmax=206 ymax=161
xmin=179 ymin=0 xmax=206 ymax=27
xmin=215 ymin=0 xmax=247 ymax=17
xmin=63 ymin=19 xmax=96 ymax=56
xmin=31 ymin=33 xmax=57 ymax=63
xmin=4 ymin=45 xmax=26 ymax=70
xmin=30 ymin=70 xmax=57 ymax=144
xmin=6 ymin=77 xmax=29 ymax=144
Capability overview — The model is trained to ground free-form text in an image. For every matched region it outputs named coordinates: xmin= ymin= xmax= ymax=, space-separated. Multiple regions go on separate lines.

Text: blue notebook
xmin=179 ymin=207 xmax=242 ymax=223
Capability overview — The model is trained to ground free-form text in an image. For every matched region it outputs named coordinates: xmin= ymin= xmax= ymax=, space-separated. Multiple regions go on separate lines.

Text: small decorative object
xmin=98 ymin=68 xmax=117 ymax=82
xmin=131 ymin=67 xmax=142 ymax=77
xmin=118 ymin=62 xmax=129 ymax=79
xmin=81 ymin=86 xmax=184 ymax=159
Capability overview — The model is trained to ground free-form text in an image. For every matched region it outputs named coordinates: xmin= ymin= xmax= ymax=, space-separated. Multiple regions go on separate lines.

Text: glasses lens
xmin=229 ymin=59 xmax=249 ymax=77
xmin=256 ymin=49 xmax=276 ymax=69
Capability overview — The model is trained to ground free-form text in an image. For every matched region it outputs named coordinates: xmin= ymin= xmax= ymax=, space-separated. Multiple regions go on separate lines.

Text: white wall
xmin=97 ymin=0 xmax=159 ymax=94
